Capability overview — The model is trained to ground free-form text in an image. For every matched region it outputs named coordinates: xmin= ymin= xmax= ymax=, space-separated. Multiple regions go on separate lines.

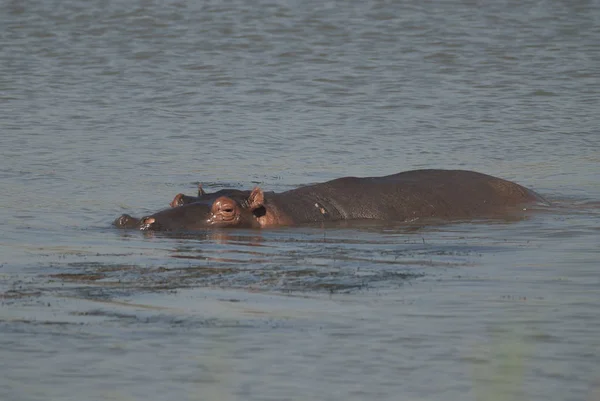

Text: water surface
xmin=1 ymin=1 xmax=599 ymax=400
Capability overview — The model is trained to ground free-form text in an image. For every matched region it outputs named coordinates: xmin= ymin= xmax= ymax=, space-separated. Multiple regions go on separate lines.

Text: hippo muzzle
xmin=113 ymin=214 xmax=140 ymax=229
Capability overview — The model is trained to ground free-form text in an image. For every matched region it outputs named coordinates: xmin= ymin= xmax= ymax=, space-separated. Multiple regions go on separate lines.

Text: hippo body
xmin=114 ymin=169 xmax=545 ymax=231
xmin=250 ymin=169 xmax=545 ymax=227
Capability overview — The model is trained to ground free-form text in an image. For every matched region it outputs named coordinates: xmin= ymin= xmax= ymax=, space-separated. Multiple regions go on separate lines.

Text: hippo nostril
xmin=114 ymin=214 xmax=136 ymax=228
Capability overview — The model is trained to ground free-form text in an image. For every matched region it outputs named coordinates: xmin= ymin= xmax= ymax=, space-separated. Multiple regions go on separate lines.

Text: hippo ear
xmin=170 ymin=193 xmax=184 ymax=208
xmin=247 ymin=187 xmax=265 ymax=211
xmin=139 ymin=217 xmax=156 ymax=230
xmin=197 ymin=184 xmax=206 ymax=197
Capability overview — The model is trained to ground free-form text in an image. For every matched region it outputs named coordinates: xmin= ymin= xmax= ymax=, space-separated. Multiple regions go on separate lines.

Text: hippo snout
xmin=113 ymin=214 xmax=140 ymax=229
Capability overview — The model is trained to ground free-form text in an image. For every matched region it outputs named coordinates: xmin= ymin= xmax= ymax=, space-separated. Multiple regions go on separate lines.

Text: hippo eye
xmin=212 ymin=197 xmax=239 ymax=221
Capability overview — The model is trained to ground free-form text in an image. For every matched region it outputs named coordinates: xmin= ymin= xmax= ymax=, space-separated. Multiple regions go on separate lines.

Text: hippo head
xmin=114 ymin=195 xmax=260 ymax=231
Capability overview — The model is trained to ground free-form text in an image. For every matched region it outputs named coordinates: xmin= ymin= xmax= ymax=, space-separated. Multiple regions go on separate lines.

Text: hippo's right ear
xmin=197 ymin=184 xmax=206 ymax=197
xmin=247 ymin=187 xmax=265 ymax=211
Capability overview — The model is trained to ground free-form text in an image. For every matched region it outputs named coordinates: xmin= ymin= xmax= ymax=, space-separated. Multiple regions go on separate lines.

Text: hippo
xmin=114 ymin=169 xmax=546 ymax=231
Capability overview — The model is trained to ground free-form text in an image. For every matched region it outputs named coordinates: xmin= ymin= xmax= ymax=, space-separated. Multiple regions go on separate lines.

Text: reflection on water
xmin=46 ymin=226 xmax=457 ymax=297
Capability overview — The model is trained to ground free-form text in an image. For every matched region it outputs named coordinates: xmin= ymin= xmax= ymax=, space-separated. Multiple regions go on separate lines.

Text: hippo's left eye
xmin=212 ymin=197 xmax=238 ymax=221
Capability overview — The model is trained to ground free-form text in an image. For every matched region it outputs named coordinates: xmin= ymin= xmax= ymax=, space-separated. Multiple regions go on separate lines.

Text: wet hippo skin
xmin=244 ymin=169 xmax=546 ymax=228
xmin=114 ymin=169 xmax=546 ymax=231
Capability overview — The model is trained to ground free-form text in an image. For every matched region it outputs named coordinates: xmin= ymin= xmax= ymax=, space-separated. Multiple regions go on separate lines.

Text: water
xmin=1 ymin=0 xmax=599 ymax=400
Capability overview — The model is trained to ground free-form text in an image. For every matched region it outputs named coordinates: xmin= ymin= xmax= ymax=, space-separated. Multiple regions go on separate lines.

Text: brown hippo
xmin=114 ymin=169 xmax=546 ymax=231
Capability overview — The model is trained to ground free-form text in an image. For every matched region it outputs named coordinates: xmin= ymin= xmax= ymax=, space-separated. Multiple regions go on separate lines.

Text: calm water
xmin=1 ymin=1 xmax=599 ymax=400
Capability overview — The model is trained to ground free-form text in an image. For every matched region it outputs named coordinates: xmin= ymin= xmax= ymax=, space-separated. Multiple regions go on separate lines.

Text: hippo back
xmin=272 ymin=169 xmax=544 ymax=223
